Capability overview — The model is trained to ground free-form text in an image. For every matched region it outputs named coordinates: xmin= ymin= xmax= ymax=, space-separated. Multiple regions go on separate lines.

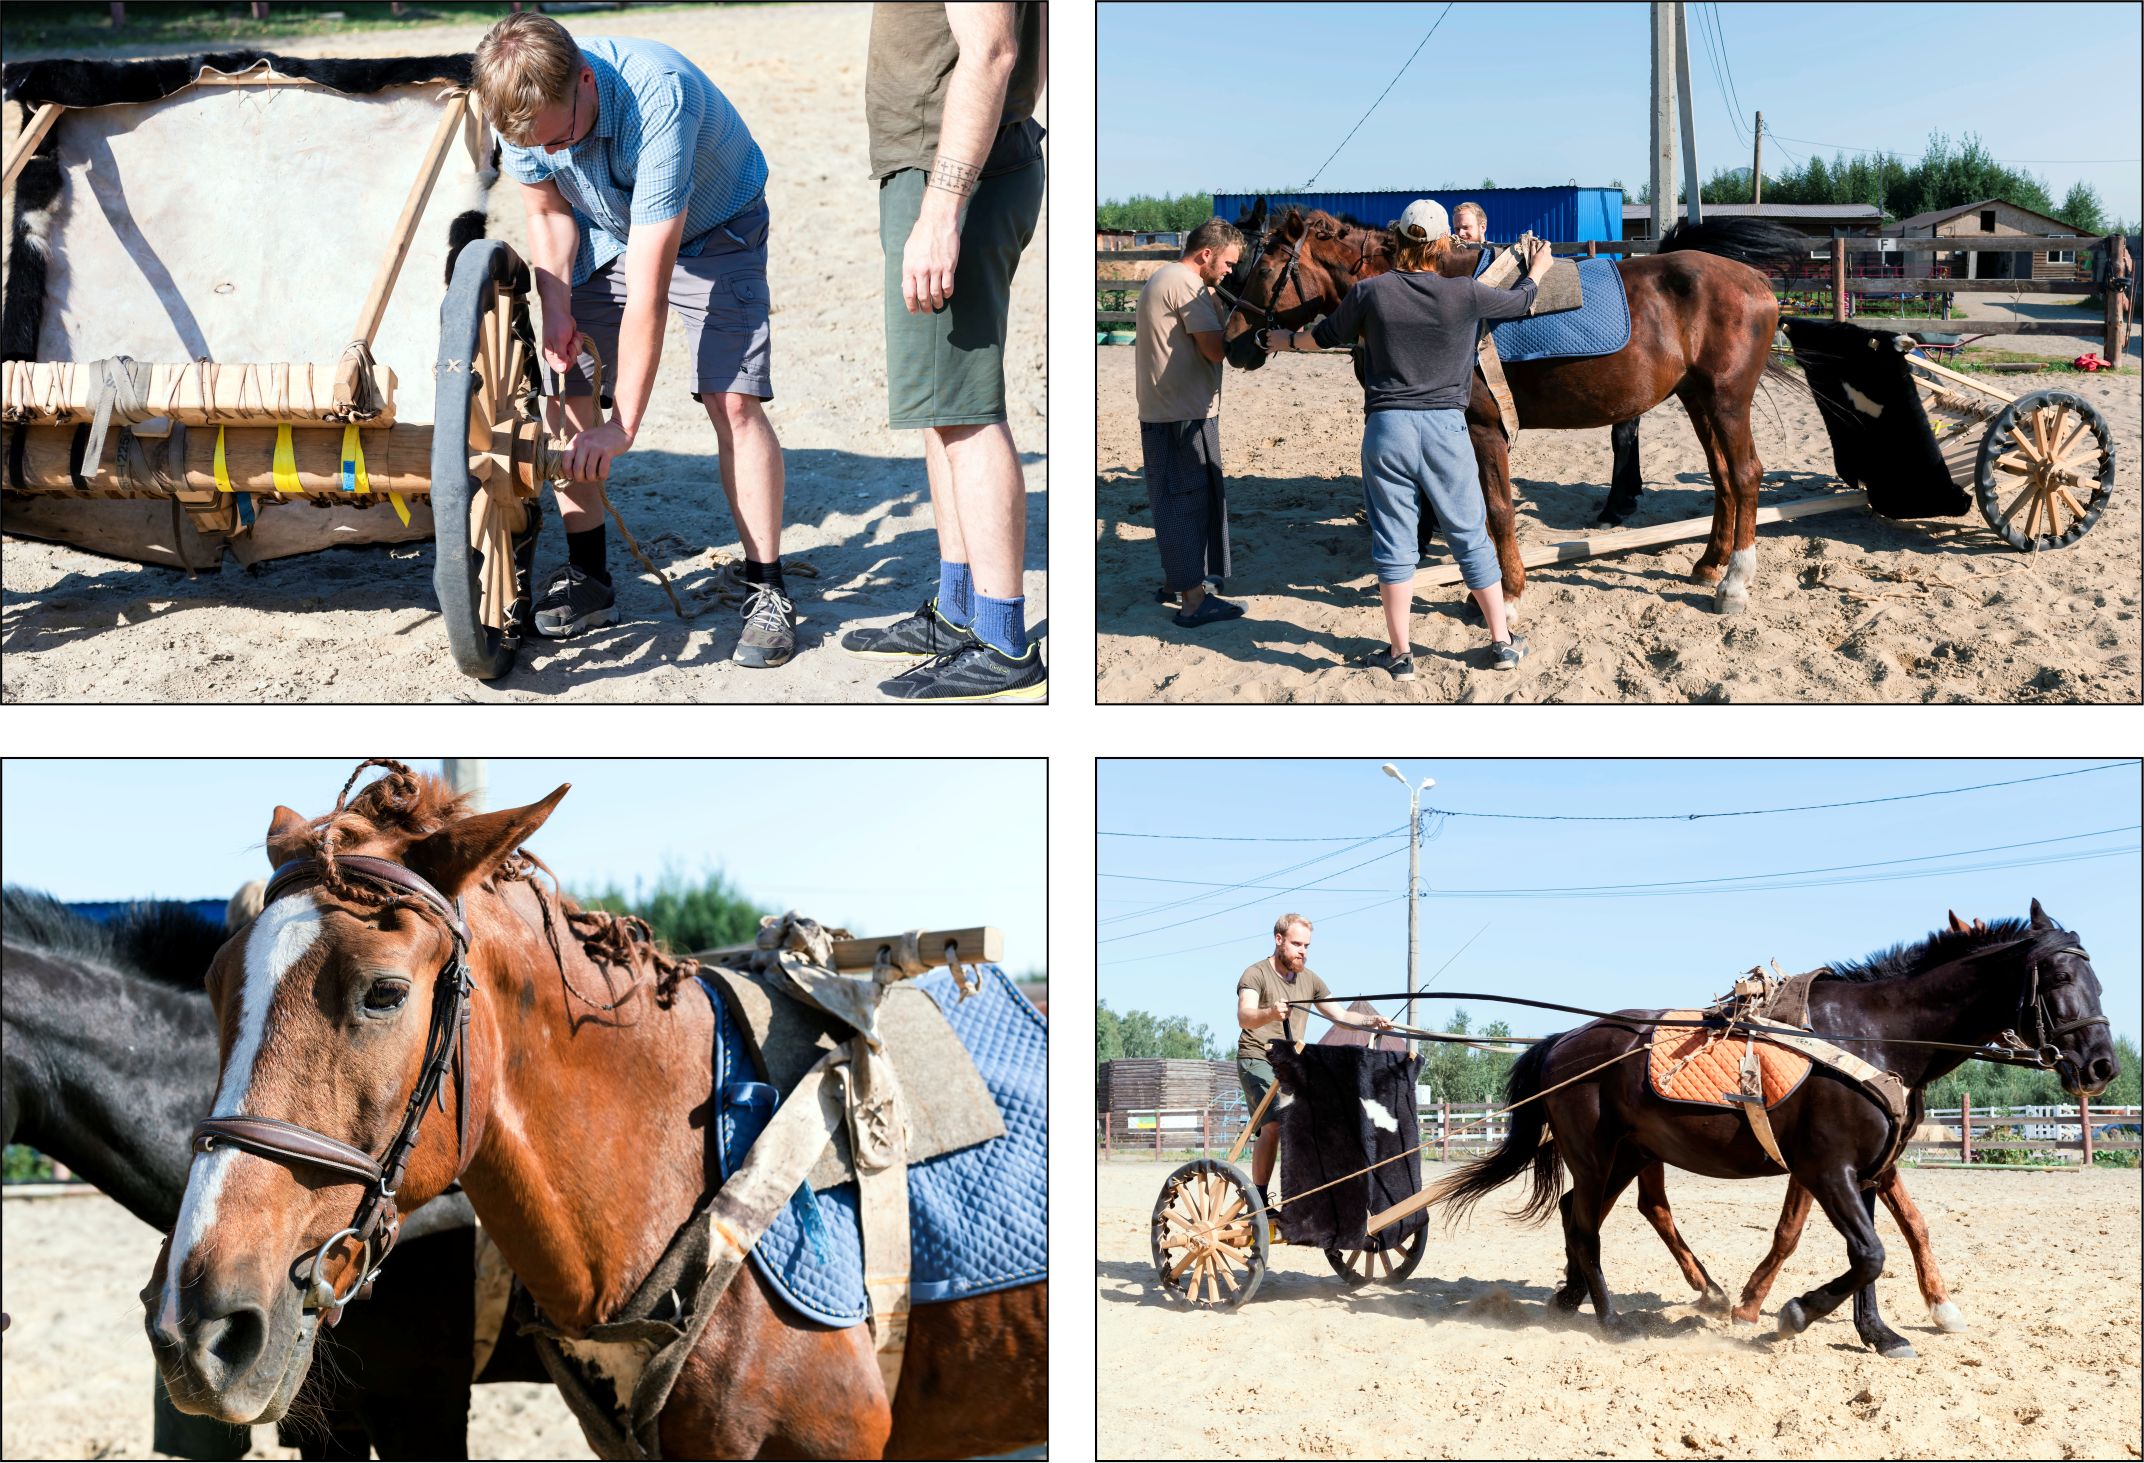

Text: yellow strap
xmin=272 ymin=425 xmax=301 ymax=496
xmin=340 ymin=424 xmax=370 ymax=494
xmin=387 ymin=491 xmax=411 ymax=527
xmin=213 ymin=425 xmax=231 ymax=493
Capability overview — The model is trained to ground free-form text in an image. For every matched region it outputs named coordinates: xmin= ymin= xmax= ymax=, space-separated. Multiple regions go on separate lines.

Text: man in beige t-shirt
xmin=1134 ymin=218 xmax=1244 ymax=627
xmin=1235 ymin=912 xmax=1391 ymax=1210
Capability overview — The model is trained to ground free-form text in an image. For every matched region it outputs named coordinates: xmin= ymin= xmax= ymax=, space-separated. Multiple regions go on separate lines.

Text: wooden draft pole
xmin=2 ymin=102 xmax=65 ymax=192
xmin=348 ymin=90 xmax=472 ymax=353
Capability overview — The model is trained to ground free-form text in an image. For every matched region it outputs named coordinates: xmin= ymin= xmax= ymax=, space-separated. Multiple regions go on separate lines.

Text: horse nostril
xmin=195 ymin=1302 xmax=268 ymax=1379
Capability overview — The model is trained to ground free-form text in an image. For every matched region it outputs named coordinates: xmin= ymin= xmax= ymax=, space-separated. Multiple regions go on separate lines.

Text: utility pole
xmin=1673 ymin=2 xmax=1703 ymax=226
xmin=1381 ymin=765 xmax=1435 ymax=1052
xmin=1752 ymin=111 xmax=1764 ymax=208
xmin=443 ymin=758 xmax=488 ymax=811
xmin=1649 ymin=3 xmax=1677 ymax=238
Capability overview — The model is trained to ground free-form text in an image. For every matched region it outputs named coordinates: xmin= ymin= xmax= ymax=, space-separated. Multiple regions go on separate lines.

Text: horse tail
xmin=1425 ymin=1032 xmax=1566 ymax=1230
xmin=1655 ymin=216 xmax=1808 ymax=270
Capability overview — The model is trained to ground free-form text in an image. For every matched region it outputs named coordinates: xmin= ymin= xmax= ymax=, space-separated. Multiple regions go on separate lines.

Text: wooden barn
xmin=1096 ymin=1057 xmax=1242 ymax=1145
xmin=1884 ymin=198 xmax=2094 ymax=282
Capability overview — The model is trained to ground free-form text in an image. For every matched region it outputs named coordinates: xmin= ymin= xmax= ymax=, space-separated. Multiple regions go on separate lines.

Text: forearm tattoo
xmin=927 ymin=154 xmax=981 ymax=198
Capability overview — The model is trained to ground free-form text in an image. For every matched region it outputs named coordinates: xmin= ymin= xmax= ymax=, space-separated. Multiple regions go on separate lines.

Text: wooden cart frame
xmin=2 ymin=54 xmax=570 ymax=679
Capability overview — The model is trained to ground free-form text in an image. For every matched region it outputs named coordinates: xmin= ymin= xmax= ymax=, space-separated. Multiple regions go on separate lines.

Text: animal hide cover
xmin=1780 ymin=318 xmax=1970 ymax=518
xmin=1267 ymin=1039 xmax=1425 ymax=1252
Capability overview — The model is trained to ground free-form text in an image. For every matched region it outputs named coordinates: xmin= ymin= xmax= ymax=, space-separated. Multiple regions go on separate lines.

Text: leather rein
xmin=1227 ymin=222 xmax=1380 ymax=350
xmin=190 ymin=854 xmax=476 ymax=1326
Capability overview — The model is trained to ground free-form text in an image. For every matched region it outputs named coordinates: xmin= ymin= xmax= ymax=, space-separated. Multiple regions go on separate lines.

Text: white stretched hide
xmin=10 ymin=66 xmax=489 ymax=565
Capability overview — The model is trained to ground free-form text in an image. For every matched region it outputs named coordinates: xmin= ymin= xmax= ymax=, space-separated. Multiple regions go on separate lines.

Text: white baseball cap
xmin=1397 ymin=199 xmax=1450 ymax=240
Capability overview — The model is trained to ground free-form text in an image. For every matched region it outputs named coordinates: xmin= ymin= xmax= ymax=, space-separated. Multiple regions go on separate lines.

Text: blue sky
xmin=1 ymin=759 xmax=1046 ymax=972
xmin=1098 ymin=3 xmax=2143 ymax=224
xmin=1097 ymin=759 xmax=2140 ymax=1048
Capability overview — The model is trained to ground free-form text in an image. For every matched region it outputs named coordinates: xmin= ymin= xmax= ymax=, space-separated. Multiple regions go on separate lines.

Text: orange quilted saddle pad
xmin=1647 ymin=1012 xmax=1813 ymax=1109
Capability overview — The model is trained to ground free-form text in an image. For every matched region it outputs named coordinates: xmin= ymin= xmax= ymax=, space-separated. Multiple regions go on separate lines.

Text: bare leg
xmin=700 ymin=392 xmax=784 ymax=562
xmin=1379 ymin=582 xmax=1413 ymax=658
xmin=1469 ymin=582 xmax=1511 ymax=643
xmin=1249 ymin=1122 xmax=1280 ymax=1189
xmin=926 ymin=422 xmax=1026 ymax=602
xmin=923 ymin=426 xmax=963 ymax=565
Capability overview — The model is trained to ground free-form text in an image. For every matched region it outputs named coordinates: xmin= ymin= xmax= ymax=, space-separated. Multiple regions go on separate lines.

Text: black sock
xmin=567 ymin=525 xmax=610 ymax=584
xmin=743 ymin=558 xmax=786 ymax=592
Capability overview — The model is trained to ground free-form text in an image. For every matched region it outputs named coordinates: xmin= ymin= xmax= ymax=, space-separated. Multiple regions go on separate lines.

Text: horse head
xmin=145 ymin=760 xmax=567 ymax=1425
xmin=2010 ymin=898 xmax=2118 ymax=1098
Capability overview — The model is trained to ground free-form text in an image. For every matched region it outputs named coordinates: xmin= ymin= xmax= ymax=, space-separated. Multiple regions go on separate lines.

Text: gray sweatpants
xmin=1140 ymin=417 xmax=1231 ymax=593
xmin=1359 ymin=407 xmax=1496 ymax=588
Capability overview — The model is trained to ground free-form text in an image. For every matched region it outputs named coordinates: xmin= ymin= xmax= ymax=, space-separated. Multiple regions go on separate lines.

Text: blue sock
xmin=971 ymin=592 xmax=1028 ymax=658
xmin=937 ymin=560 xmax=974 ymax=627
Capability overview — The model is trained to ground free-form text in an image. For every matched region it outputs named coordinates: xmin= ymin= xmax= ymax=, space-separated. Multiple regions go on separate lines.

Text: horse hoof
xmin=1778 ymin=1300 xmax=1809 ymax=1336
xmin=1716 ymin=587 xmax=1748 ymax=615
xmin=1878 ymin=1340 xmax=1919 ymax=1360
xmin=1930 ymin=1301 xmax=1967 ymax=1334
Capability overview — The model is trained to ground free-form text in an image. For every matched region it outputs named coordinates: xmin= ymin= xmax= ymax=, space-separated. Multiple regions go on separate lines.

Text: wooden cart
xmin=2 ymin=52 xmax=568 ymax=679
xmin=1148 ymin=1049 xmax=1430 ymax=1311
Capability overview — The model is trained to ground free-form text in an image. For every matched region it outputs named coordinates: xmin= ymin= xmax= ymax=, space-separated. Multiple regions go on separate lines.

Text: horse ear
xmin=266 ymin=806 xmax=312 ymax=868
xmin=2028 ymin=897 xmax=2052 ymax=929
xmin=407 ymin=784 xmax=572 ymax=899
xmin=1249 ymin=198 xmax=1267 ymax=230
xmin=1946 ymin=909 xmax=1968 ymax=934
xmin=1279 ymin=207 xmax=1305 ymax=241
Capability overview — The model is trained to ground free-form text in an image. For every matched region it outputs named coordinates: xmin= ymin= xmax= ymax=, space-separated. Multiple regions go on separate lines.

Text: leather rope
xmin=555 ymin=334 xmax=692 ymax=621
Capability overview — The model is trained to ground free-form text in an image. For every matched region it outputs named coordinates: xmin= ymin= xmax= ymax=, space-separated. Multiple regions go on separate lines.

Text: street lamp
xmin=1381 ymin=764 xmax=1435 ymax=1049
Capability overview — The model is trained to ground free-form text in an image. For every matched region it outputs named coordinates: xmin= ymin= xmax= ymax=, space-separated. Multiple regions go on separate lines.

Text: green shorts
xmin=878 ymin=158 xmax=1043 ymax=429
xmin=1238 ymin=1057 xmax=1282 ymax=1127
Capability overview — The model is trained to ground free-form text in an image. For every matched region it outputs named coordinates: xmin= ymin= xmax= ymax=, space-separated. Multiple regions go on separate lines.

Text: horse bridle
xmin=2009 ymin=931 xmax=2108 ymax=1068
xmin=190 ymin=854 xmax=476 ymax=1325
xmin=1226 ymin=222 xmax=1378 ymax=350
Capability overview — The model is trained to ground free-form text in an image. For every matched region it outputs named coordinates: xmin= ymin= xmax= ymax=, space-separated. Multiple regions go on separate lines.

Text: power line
xmin=1099 ymin=825 xmax=1408 ymax=928
xmin=1692 ymin=3 xmax=1748 ymax=145
xmin=1099 ymin=845 xmax=1410 ymax=945
xmin=1099 ymin=826 xmax=1410 ymax=843
xmin=1422 ymin=761 xmax=2136 ymax=822
xmin=1300 ymin=3 xmax=1455 ymax=189
xmin=1098 ymin=894 xmax=1409 ymax=969
xmin=1707 ymin=2 xmax=1751 ymax=128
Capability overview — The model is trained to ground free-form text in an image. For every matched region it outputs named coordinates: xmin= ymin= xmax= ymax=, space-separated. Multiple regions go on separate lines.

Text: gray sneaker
xmin=733 ymin=582 xmax=796 ymax=668
xmin=532 ymin=564 xmax=617 ymax=640
xmin=1488 ymin=634 xmax=1530 ymax=671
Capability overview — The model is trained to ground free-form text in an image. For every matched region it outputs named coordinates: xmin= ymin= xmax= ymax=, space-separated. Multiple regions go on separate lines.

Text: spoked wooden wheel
xmin=433 ymin=239 xmax=547 ymax=679
xmin=1974 ymin=390 xmax=2116 ymax=552
xmin=1326 ymin=1224 xmax=1428 ymax=1289
xmin=1150 ymin=1158 xmax=1268 ymax=1310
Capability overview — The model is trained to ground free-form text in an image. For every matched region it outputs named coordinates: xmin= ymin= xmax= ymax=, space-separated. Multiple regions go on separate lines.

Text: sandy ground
xmin=1096 ymin=345 xmax=2138 ymax=704
xmin=1 ymin=4 xmax=1045 ymax=702
xmin=0 ymin=1191 xmax=593 ymax=1461
xmin=1097 ymin=1157 xmax=2143 ymax=1460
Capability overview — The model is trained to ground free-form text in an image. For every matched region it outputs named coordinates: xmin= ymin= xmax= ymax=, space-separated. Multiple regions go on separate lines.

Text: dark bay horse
xmin=1225 ymin=204 xmax=1805 ymax=612
xmin=1427 ymin=901 xmax=2115 ymax=1357
xmin=2 ymin=887 xmax=545 ymax=1459
xmin=143 ymin=761 xmax=1045 ymax=1459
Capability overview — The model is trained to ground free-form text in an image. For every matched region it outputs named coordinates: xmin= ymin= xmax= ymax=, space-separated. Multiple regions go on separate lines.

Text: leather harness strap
xmin=190 ymin=854 xmax=476 ymax=1325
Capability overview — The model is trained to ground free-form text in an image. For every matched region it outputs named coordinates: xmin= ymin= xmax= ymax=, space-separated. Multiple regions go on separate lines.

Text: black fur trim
xmin=3 ymin=51 xmax=473 ymax=107
xmin=444 ymin=209 xmax=489 ymax=286
xmin=0 ymin=100 xmax=63 ymax=362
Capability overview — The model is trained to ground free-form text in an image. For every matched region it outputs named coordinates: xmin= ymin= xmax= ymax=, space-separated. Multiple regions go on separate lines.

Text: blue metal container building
xmin=1210 ymin=186 xmax=1623 ymax=254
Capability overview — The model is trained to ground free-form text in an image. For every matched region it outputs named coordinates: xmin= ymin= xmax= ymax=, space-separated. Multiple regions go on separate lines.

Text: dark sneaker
xmin=1154 ymin=576 xmax=1226 ymax=606
xmin=879 ymin=640 xmax=1047 ymax=703
xmin=532 ymin=564 xmax=617 ymax=640
xmin=1174 ymin=593 xmax=1246 ymax=628
xmin=840 ymin=597 xmax=973 ymax=662
xmin=1380 ymin=649 xmax=1417 ymax=682
xmin=732 ymin=583 xmax=796 ymax=668
xmin=1488 ymin=634 xmax=1530 ymax=671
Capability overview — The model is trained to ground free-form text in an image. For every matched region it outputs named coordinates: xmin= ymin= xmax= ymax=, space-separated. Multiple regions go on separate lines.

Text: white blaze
xmin=159 ymin=894 xmax=322 ymax=1331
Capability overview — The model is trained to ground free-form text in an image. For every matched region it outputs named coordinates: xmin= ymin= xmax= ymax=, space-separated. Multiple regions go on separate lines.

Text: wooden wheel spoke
xmin=2052 ymin=484 xmax=2091 ymax=521
xmin=2007 ymin=422 xmax=2045 ymax=464
xmin=1999 ymin=480 xmax=2038 ymax=525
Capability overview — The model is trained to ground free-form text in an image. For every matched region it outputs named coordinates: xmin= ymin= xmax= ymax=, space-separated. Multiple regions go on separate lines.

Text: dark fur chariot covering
xmin=1779 ymin=318 xmax=1971 ymax=519
xmin=1267 ymin=1039 xmax=1426 ymax=1252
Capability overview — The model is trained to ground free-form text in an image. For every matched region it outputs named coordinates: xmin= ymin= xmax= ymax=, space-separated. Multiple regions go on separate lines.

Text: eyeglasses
xmin=536 ymin=80 xmax=581 ymax=151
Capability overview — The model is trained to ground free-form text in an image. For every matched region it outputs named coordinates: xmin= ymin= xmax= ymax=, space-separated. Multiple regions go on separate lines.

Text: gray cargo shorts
xmin=544 ymin=194 xmax=774 ymax=405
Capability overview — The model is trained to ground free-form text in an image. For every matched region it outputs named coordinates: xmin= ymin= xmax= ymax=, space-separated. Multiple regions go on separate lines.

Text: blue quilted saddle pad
xmin=1474 ymin=250 xmax=1631 ymax=363
xmin=700 ymin=964 xmax=1047 ymax=1329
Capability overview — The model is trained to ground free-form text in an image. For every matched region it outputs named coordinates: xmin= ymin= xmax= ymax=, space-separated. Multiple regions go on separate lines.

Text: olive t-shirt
xmin=1237 ymin=956 xmax=1331 ymax=1060
xmin=866 ymin=2 xmax=1046 ymax=179
xmin=1135 ymin=262 xmax=1225 ymax=423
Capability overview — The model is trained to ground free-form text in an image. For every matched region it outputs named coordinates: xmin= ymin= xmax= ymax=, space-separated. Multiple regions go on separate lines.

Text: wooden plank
xmin=2 ymin=103 xmax=64 ymax=193
xmin=694 ymin=925 xmax=1002 ymax=974
xmin=1097 ymin=311 xmax=1136 ymax=325
xmin=1861 ymin=277 xmax=2097 ymax=294
xmin=347 ymin=90 xmax=469 ymax=353
xmin=1415 ymin=492 xmax=1870 ymax=588
xmin=1366 ymin=1186 xmax=1437 ymax=1235
xmin=1904 ymin=351 xmax=2020 ymax=403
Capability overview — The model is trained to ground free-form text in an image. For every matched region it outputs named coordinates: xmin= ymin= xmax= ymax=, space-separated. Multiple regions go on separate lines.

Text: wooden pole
xmin=695 ymin=925 xmax=1002 ymax=973
xmin=2104 ymin=238 xmax=2124 ymax=362
xmin=1414 ymin=491 xmax=1869 ymax=588
xmin=1229 ymin=1083 xmax=1278 ymax=1166
xmin=1833 ymin=232 xmax=1849 ymax=321
xmin=348 ymin=91 xmax=470 ymax=354
xmin=2 ymin=103 xmax=65 ymax=194
xmin=2080 ymin=1095 xmax=2094 ymax=1167
xmin=1752 ymin=112 xmax=1763 ymax=207
xmin=1961 ymin=1091 xmax=1973 ymax=1164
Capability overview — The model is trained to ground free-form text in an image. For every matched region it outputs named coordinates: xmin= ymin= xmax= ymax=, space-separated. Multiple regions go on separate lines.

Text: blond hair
xmin=472 ymin=12 xmax=582 ymax=147
xmin=1273 ymin=912 xmax=1313 ymax=938
xmin=1388 ymin=224 xmax=1457 ymax=274
xmin=1455 ymin=201 xmax=1487 ymax=231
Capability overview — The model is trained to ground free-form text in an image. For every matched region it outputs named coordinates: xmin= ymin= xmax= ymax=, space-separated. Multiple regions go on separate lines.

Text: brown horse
xmin=1225 ymin=205 xmax=1804 ymax=612
xmin=144 ymin=761 xmax=1045 ymax=1459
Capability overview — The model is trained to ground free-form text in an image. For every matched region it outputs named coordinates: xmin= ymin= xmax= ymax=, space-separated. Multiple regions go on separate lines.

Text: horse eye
xmin=363 ymin=980 xmax=410 ymax=1013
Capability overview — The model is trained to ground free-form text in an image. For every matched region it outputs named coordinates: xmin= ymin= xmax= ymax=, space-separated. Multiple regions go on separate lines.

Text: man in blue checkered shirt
xmin=473 ymin=13 xmax=796 ymax=667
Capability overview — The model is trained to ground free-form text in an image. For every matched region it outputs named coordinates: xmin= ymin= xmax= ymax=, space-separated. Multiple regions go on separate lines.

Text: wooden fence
xmin=1096 ymin=1099 xmax=2141 ymax=1168
xmin=1098 ymin=233 xmax=2133 ymax=360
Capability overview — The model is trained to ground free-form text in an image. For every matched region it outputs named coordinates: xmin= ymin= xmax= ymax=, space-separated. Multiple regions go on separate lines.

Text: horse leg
xmin=1733 ymin=1174 xmax=1814 ymax=1324
xmin=1677 ymin=384 xmax=1735 ymax=591
xmin=1632 ymin=1160 xmax=1729 ymax=1314
xmin=1776 ymin=1172 xmax=1914 ymax=1358
xmin=1600 ymin=418 xmax=1643 ymax=526
xmin=1558 ymin=1142 xmax=1646 ymax=1334
xmin=1875 ymin=1170 xmax=1965 ymax=1333
xmin=1467 ymin=413 xmax=1523 ymax=605
xmin=1708 ymin=387 xmax=1764 ymax=615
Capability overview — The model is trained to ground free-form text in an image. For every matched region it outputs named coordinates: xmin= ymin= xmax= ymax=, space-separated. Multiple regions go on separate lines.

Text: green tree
xmin=2057 ymin=181 xmax=2105 ymax=235
xmin=1096 ymin=191 xmax=1218 ymax=232
xmin=575 ymin=866 xmax=767 ymax=954
xmin=1097 ymin=1000 xmax=1125 ymax=1064
xmin=1098 ymin=1002 xmax=1223 ymax=1060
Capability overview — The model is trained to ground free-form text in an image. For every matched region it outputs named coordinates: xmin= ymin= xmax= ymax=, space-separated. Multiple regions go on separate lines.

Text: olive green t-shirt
xmin=1237 ymin=956 xmax=1330 ymax=1061
xmin=866 ymin=2 xmax=1046 ymax=179
xmin=1135 ymin=261 xmax=1225 ymax=423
